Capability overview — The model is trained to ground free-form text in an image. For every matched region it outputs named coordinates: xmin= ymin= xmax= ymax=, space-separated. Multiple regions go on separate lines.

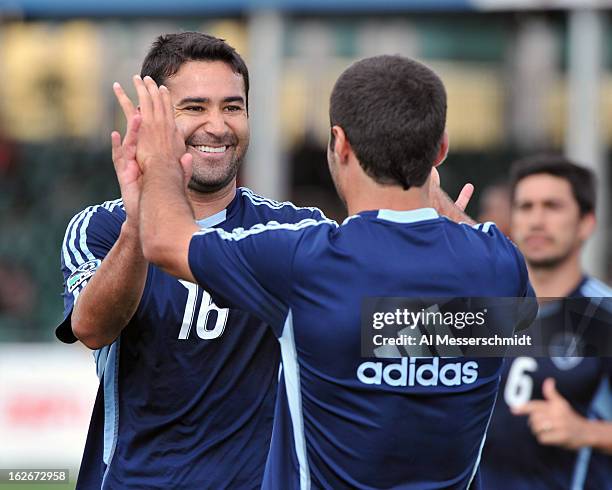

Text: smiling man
xmin=167 ymin=60 xmax=248 ymax=193
xmin=56 ymin=32 xmax=327 ymax=489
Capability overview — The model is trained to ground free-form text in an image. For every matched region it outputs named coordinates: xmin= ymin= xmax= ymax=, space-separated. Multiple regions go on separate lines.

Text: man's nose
xmin=203 ymin=109 xmax=226 ymax=136
xmin=526 ymin=206 xmax=546 ymax=230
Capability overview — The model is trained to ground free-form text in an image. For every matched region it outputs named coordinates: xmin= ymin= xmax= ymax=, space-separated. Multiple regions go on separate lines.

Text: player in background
xmin=481 ymin=155 xmax=612 ymax=489
xmin=133 ymin=55 xmax=533 ymax=489
xmin=58 ymin=33 xmax=473 ymax=489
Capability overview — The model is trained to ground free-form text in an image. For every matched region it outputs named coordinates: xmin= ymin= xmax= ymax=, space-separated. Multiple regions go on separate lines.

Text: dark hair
xmin=329 ymin=55 xmax=446 ymax=190
xmin=509 ymin=154 xmax=596 ymax=215
xmin=141 ymin=32 xmax=249 ymax=107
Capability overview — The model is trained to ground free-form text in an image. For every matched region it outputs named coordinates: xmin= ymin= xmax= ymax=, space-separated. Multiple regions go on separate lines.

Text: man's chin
xmin=526 ymin=254 xmax=566 ymax=270
xmin=188 ymin=174 xmax=235 ymax=194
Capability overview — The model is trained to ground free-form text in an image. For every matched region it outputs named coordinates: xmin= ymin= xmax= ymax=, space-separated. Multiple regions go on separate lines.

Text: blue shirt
xmin=481 ymin=277 xmax=612 ymax=490
xmin=188 ymin=208 xmax=533 ymax=489
xmin=57 ymin=188 xmax=325 ymax=489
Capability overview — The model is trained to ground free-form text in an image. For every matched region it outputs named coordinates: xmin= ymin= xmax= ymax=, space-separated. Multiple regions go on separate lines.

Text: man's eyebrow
xmin=223 ymin=96 xmax=245 ymax=105
xmin=175 ymin=96 xmax=245 ymax=106
xmin=176 ymin=97 xmax=209 ymax=105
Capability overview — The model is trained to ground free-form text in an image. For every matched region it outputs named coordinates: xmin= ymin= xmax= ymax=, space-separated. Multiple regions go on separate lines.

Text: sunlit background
xmin=0 ymin=0 xmax=611 ymax=481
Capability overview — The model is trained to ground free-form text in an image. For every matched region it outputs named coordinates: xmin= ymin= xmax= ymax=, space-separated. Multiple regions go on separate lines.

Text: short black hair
xmin=509 ymin=154 xmax=596 ymax=215
xmin=329 ymin=55 xmax=447 ymax=190
xmin=141 ymin=32 xmax=249 ymax=107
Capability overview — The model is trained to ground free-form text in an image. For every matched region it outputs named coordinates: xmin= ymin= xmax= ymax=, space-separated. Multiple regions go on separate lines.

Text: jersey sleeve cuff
xmin=55 ymin=311 xmax=78 ymax=344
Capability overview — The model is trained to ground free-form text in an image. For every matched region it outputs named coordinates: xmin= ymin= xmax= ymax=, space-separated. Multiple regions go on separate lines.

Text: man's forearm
xmin=72 ymin=222 xmax=147 ymax=349
xmin=583 ymin=419 xmax=612 ymax=455
xmin=139 ymin=158 xmax=197 ymax=281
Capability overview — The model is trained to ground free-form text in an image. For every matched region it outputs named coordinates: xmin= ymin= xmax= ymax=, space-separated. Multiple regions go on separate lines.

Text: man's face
xmin=165 ymin=60 xmax=249 ymax=193
xmin=511 ymin=173 xmax=590 ymax=268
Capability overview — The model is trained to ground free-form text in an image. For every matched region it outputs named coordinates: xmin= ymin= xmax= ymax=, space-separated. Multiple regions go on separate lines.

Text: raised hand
xmin=111 ymin=82 xmax=143 ymax=229
xmin=131 ymin=75 xmax=187 ymax=172
xmin=429 ymin=167 xmax=475 ymax=224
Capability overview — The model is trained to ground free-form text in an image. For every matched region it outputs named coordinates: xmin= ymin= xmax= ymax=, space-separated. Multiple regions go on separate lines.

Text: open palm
xmin=111 ymin=83 xmax=143 ymax=224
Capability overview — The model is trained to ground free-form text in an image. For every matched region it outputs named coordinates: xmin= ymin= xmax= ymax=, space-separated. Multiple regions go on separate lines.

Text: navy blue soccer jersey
xmin=480 ymin=277 xmax=612 ymax=490
xmin=188 ymin=208 xmax=534 ymax=489
xmin=57 ymin=188 xmax=325 ymax=489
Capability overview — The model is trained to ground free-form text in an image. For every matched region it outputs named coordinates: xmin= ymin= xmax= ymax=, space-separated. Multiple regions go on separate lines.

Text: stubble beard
xmin=187 ymin=144 xmax=247 ymax=194
xmin=525 ymin=245 xmax=575 ymax=271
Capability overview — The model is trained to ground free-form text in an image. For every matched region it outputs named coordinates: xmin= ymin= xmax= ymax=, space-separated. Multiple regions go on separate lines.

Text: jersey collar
xmin=194 ymin=188 xmax=242 ymax=228
xmin=537 ymin=275 xmax=589 ymax=318
xmin=376 ymin=208 xmax=439 ymax=223
xmin=570 ymin=276 xmax=589 ymax=298
xmin=196 ymin=209 xmax=227 ymax=228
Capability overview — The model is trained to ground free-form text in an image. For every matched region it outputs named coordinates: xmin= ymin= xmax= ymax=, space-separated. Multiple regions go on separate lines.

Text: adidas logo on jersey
xmin=357 ymin=357 xmax=479 ymax=387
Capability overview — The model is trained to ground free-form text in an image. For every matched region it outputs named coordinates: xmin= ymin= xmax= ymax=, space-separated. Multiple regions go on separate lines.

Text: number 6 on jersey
xmin=504 ymin=356 xmax=538 ymax=407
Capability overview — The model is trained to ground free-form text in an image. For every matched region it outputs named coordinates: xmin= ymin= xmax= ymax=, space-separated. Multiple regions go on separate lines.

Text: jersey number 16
xmin=178 ymin=280 xmax=229 ymax=340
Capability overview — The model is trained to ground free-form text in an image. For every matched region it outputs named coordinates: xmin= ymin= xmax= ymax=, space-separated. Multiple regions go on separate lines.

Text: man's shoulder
xmin=68 ymin=198 xmax=126 ymax=224
xmin=438 ymin=219 xmax=517 ymax=256
xmin=579 ymin=276 xmax=612 ymax=298
xmin=577 ymin=277 xmax=612 ymax=318
xmin=237 ymin=187 xmax=328 ymax=223
xmin=62 ymin=198 xmax=126 ymax=251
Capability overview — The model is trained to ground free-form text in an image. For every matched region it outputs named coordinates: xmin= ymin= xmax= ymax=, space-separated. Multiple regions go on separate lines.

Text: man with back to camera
xmin=132 ymin=54 xmax=535 ymax=489
xmin=57 ymin=33 xmax=473 ymax=489
xmin=481 ymin=155 xmax=612 ymax=489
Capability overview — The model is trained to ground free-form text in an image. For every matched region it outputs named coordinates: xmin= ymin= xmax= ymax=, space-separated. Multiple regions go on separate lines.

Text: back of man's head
xmin=329 ymin=55 xmax=447 ymax=190
xmin=141 ymin=31 xmax=250 ymax=107
xmin=509 ymin=154 xmax=596 ymax=216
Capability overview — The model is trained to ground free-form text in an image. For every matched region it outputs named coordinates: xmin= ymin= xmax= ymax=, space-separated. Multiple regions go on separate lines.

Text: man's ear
xmin=433 ymin=131 xmax=449 ymax=168
xmin=331 ymin=125 xmax=351 ymax=166
xmin=578 ymin=212 xmax=596 ymax=242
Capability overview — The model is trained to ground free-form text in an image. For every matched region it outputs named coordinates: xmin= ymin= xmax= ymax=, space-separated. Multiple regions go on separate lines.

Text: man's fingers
xmin=143 ymin=76 xmax=164 ymax=119
xmin=542 ymin=378 xmax=563 ymax=402
xmin=111 ymin=131 xmax=123 ymax=169
xmin=527 ymin=412 xmax=549 ymax=432
xmin=133 ymin=75 xmax=153 ymax=119
xmin=113 ymin=82 xmax=137 ymax=120
xmin=511 ymin=400 xmax=548 ymax=416
xmin=454 ymin=183 xmax=474 ymax=212
xmin=180 ymin=152 xmax=193 ymax=188
xmin=123 ymin=114 xmax=142 ymax=148
xmin=430 ymin=167 xmax=440 ymax=187
xmin=536 ymin=432 xmax=560 ymax=446
xmin=160 ymin=85 xmax=174 ymax=125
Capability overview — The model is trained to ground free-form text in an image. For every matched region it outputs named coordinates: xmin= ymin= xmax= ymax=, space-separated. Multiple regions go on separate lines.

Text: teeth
xmin=192 ymin=145 xmax=227 ymax=154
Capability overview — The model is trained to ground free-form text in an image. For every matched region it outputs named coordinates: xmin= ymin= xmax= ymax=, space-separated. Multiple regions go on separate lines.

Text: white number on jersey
xmin=178 ymin=280 xmax=229 ymax=340
xmin=504 ymin=357 xmax=538 ymax=407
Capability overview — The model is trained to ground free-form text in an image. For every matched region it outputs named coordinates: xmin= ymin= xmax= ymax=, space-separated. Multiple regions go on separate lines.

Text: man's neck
xmin=527 ymin=253 xmax=584 ymax=297
xmin=187 ymin=183 xmax=237 ymax=221
xmin=346 ymin=182 xmax=430 ymax=216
